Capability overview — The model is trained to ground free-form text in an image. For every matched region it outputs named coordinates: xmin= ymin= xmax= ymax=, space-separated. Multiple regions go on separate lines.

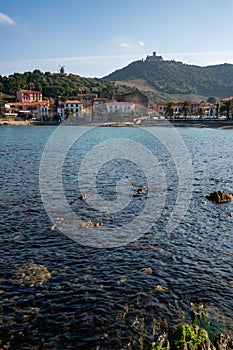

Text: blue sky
xmin=1 ymin=0 xmax=233 ymax=77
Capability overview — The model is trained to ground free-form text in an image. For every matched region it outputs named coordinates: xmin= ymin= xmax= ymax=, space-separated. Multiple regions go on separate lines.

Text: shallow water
xmin=0 ymin=125 xmax=233 ymax=349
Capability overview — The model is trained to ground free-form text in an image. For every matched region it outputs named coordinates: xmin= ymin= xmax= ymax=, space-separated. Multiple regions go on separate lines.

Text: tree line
xmin=0 ymin=70 xmax=131 ymax=102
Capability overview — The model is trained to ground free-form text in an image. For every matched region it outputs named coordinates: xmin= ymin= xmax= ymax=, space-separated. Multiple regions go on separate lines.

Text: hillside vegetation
xmin=103 ymin=57 xmax=233 ymax=101
xmin=2 ymin=57 xmax=233 ymax=103
xmin=0 ymin=70 xmax=130 ymax=102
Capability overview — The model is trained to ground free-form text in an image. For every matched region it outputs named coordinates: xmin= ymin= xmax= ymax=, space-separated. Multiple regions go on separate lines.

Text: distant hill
xmin=0 ymin=70 xmax=131 ymax=102
xmin=103 ymin=53 xmax=233 ymax=101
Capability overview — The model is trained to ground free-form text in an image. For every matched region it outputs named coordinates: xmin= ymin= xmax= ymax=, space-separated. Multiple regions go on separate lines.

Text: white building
xmin=105 ymin=102 xmax=135 ymax=115
xmin=64 ymin=100 xmax=82 ymax=119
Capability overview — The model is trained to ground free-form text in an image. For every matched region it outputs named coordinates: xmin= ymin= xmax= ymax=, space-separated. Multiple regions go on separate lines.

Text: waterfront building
xmin=17 ymin=89 xmax=42 ymax=103
xmin=64 ymin=100 xmax=82 ymax=119
xmin=6 ymin=89 xmax=50 ymax=120
xmin=10 ymin=101 xmax=49 ymax=120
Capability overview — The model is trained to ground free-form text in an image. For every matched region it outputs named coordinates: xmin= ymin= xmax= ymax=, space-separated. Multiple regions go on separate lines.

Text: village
xmin=0 ymin=84 xmax=232 ymax=124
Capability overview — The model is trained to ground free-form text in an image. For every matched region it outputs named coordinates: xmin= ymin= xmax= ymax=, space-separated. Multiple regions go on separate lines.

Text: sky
xmin=1 ymin=0 xmax=233 ymax=77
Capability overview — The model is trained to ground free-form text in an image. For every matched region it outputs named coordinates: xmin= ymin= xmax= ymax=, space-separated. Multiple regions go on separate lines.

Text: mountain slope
xmin=103 ymin=56 xmax=233 ymax=100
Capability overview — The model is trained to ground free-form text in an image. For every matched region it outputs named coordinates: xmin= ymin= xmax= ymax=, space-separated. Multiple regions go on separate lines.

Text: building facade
xmin=118 ymin=90 xmax=149 ymax=109
xmin=17 ymin=90 xmax=42 ymax=103
xmin=10 ymin=101 xmax=49 ymax=119
xmin=64 ymin=100 xmax=82 ymax=118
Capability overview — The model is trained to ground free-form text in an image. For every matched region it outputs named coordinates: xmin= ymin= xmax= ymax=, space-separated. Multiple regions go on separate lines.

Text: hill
xmin=0 ymin=70 xmax=131 ymax=102
xmin=103 ymin=53 xmax=233 ymax=101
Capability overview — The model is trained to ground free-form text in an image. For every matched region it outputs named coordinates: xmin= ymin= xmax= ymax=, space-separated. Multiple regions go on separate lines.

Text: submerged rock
xmin=79 ymin=220 xmax=102 ymax=228
xmin=15 ymin=264 xmax=51 ymax=287
xmin=78 ymin=194 xmax=89 ymax=200
xmin=133 ymin=186 xmax=148 ymax=197
xmin=140 ymin=267 xmax=153 ymax=274
xmin=206 ymin=190 xmax=233 ymax=204
xmin=69 ymin=194 xmax=89 ymax=205
xmin=137 ymin=186 xmax=148 ymax=194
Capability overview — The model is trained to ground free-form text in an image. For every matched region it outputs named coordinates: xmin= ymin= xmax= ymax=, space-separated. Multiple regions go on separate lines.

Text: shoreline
xmin=0 ymin=120 xmax=59 ymax=126
xmin=1 ymin=119 xmax=233 ymax=129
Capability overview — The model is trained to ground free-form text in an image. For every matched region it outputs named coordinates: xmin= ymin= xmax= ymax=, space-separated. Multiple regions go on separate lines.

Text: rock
xmin=78 ymin=194 xmax=89 ymax=200
xmin=69 ymin=194 xmax=89 ymax=204
xmin=79 ymin=220 xmax=102 ymax=228
xmin=15 ymin=264 xmax=51 ymax=287
xmin=140 ymin=267 xmax=153 ymax=274
xmin=94 ymin=221 xmax=101 ymax=227
xmin=206 ymin=190 xmax=233 ymax=204
xmin=174 ymin=324 xmax=216 ymax=350
xmin=215 ymin=333 xmax=233 ymax=350
xmin=49 ymin=218 xmax=64 ymax=230
xmin=133 ymin=186 xmax=148 ymax=197
xmin=137 ymin=186 xmax=148 ymax=194
xmin=69 ymin=199 xmax=78 ymax=205
xmin=155 ymin=284 xmax=168 ymax=292
xmin=152 ymin=333 xmax=170 ymax=350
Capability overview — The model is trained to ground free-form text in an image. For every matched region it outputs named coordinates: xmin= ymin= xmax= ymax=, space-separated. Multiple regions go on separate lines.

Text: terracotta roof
xmin=18 ymin=90 xmax=42 ymax=94
xmin=10 ymin=101 xmax=49 ymax=106
xmin=65 ymin=100 xmax=82 ymax=104
xmin=221 ymin=96 xmax=233 ymax=101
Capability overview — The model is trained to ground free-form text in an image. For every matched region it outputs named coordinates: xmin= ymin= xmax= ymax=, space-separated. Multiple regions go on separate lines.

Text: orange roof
xmin=18 ymin=90 xmax=42 ymax=94
xmin=65 ymin=100 xmax=82 ymax=104
xmin=221 ymin=96 xmax=233 ymax=101
xmin=11 ymin=101 xmax=49 ymax=106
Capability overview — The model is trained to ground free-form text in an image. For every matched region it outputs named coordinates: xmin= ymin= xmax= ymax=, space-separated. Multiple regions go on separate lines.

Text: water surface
xmin=0 ymin=125 xmax=233 ymax=349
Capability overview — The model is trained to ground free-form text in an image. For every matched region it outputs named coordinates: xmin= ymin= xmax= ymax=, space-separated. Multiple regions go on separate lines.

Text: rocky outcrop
xmin=152 ymin=325 xmax=233 ymax=350
xmin=215 ymin=333 xmax=233 ymax=350
xmin=206 ymin=190 xmax=233 ymax=204
xmin=173 ymin=324 xmax=216 ymax=350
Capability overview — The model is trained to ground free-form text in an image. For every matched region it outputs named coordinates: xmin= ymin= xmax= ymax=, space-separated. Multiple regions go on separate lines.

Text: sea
xmin=0 ymin=125 xmax=233 ymax=349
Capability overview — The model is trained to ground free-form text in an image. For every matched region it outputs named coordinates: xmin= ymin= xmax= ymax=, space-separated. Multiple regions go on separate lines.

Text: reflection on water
xmin=0 ymin=125 xmax=233 ymax=349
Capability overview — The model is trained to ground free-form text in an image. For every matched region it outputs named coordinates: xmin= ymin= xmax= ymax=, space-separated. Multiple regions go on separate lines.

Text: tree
xmin=165 ymin=102 xmax=174 ymax=117
xmin=181 ymin=101 xmax=190 ymax=118
xmin=220 ymin=100 xmax=232 ymax=119
xmin=207 ymin=96 xmax=217 ymax=104
xmin=215 ymin=102 xmax=219 ymax=118
xmin=64 ymin=108 xmax=72 ymax=119
xmin=197 ymin=107 xmax=204 ymax=117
